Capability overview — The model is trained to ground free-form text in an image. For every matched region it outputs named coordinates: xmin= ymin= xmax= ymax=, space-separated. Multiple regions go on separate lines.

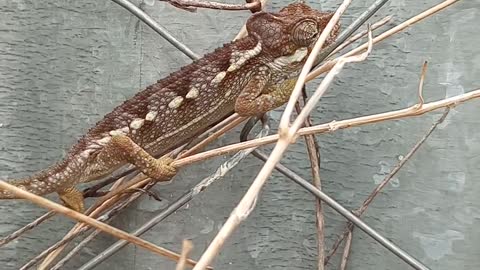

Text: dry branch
xmin=0 ymin=180 xmax=204 ymax=268
xmin=176 ymin=88 xmax=480 ymax=167
xmin=308 ymin=0 xmax=461 ymax=81
xmin=296 ymin=96 xmax=325 ymax=270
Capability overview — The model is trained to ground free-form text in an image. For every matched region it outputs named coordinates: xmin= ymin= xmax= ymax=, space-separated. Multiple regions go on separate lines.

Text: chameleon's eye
xmin=292 ymin=19 xmax=319 ymax=46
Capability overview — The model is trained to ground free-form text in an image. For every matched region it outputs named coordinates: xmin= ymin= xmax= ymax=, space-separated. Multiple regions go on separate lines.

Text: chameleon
xmin=0 ymin=2 xmax=339 ymax=212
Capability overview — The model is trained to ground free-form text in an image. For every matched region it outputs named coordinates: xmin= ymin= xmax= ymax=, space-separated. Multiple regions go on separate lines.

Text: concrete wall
xmin=0 ymin=0 xmax=479 ymax=269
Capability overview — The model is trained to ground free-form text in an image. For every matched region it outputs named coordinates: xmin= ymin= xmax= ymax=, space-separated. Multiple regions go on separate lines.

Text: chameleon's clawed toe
xmin=58 ymin=187 xmax=85 ymax=212
xmin=153 ymin=156 xmax=177 ymax=181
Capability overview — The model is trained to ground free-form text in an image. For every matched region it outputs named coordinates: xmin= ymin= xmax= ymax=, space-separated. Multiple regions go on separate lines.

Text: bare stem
xmin=308 ymin=0 xmax=461 ymax=81
xmin=159 ymin=0 xmax=261 ymax=13
xmin=0 ymin=180 xmax=204 ymax=268
xmin=296 ymin=95 xmax=325 ymax=270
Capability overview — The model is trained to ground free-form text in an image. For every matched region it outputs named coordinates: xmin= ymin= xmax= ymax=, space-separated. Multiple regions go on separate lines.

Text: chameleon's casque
xmin=0 ymin=3 xmax=339 ymax=212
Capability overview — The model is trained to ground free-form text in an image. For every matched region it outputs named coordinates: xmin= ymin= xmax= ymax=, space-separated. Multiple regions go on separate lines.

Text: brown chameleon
xmin=0 ymin=3 xmax=339 ymax=212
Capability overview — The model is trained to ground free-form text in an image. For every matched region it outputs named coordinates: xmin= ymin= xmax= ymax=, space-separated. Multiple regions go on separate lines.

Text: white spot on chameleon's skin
xmin=168 ymin=96 xmax=184 ymax=109
xmin=145 ymin=111 xmax=158 ymax=121
xmin=80 ymin=148 xmax=96 ymax=159
xmin=211 ymin=71 xmax=226 ymax=86
xmin=186 ymin=87 xmax=199 ymax=99
xmin=224 ymin=90 xmax=232 ymax=97
xmin=228 ymin=41 xmax=262 ymax=72
xmin=268 ymin=47 xmax=308 ymax=70
xmin=109 ymin=126 xmax=129 ymax=136
xmin=95 ymin=136 xmax=112 ymax=146
xmin=130 ymin=118 xmax=145 ymax=130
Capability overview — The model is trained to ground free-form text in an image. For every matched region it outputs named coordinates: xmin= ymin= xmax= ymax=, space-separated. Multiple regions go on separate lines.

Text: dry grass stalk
xmin=296 ymin=97 xmax=325 ymax=270
xmin=307 ymin=0 xmax=461 ymax=81
xmin=0 ymin=180 xmax=203 ymax=268
xmin=176 ymin=240 xmax=194 ymax=270
xmin=177 ymin=87 xmax=480 ymax=167
xmin=328 ymin=15 xmax=392 ymax=57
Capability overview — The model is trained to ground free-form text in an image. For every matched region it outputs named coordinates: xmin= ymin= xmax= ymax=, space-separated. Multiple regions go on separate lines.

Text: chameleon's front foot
xmin=58 ymin=187 xmax=85 ymax=212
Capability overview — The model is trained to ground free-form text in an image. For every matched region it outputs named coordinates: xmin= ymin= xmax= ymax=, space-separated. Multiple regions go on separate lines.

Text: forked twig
xmin=328 ymin=15 xmax=392 ymax=57
xmin=308 ymin=0 xmax=461 ymax=81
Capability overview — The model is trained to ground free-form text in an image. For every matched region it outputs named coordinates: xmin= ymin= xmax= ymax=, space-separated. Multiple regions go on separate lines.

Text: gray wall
xmin=0 ymin=0 xmax=479 ymax=269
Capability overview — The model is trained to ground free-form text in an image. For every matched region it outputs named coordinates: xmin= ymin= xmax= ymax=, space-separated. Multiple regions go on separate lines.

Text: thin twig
xmin=328 ymin=15 xmax=392 ymax=57
xmin=160 ymin=0 xmax=261 ymax=13
xmin=308 ymin=0 xmax=461 ymax=81
xmin=176 ymin=240 xmax=194 ymax=270
xmin=338 ymin=231 xmax=353 ymax=270
xmin=325 ymin=108 xmax=451 ymax=265
xmin=296 ymin=90 xmax=325 ymax=270
xmin=418 ymin=61 xmax=428 ymax=106
xmin=0 ymin=211 xmax=55 ymax=247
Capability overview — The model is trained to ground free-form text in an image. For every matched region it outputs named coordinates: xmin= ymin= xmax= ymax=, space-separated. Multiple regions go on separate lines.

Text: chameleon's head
xmin=246 ymin=2 xmax=339 ymax=66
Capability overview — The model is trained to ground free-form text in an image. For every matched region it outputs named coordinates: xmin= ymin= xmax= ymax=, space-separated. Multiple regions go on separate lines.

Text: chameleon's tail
xmin=0 ymin=160 xmax=78 ymax=199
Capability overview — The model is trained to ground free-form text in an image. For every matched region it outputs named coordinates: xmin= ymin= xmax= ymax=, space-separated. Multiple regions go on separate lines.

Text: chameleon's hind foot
xmin=151 ymin=156 xmax=177 ymax=181
xmin=58 ymin=187 xmax=85 ymax=212
xmin=107 ymin=135 xmax=177 ymax=182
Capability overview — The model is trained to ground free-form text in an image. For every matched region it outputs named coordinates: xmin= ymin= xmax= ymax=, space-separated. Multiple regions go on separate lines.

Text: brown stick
xmin=0 ymin=180 xmax=204 ymax=269
xmin=296 ymin=94 xmax=325 ymax=270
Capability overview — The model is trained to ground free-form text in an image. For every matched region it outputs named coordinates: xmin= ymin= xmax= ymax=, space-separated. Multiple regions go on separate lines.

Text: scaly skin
xmin=0 ymin=3 xmax=339 ymax=212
